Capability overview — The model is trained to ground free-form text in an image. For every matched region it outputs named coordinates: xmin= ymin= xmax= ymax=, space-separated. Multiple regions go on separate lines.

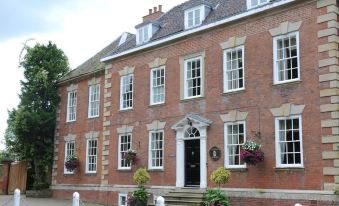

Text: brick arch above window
xmin=116 ymin=125 xmax=134 ymax=134
xmin=269 ymin=21 xmax=303 ymax=36
xmin=220 ymin=110 xmax=248 ymax=123
xmin=270 ymin=103 xmax=305 ymax=117
xmin=146 ymin=120 xmax=166 ymax=131
xmin=85 ymin=131 xmax=100 ymax=139
xmin=67 ymin=84 xmax=78 ymax=92
xmin=64 ymin=134 xmax=76 ymax=141
xmin=118 ymin=66 xmax=135 ymax=76
xmin=148 ymin=58 xmax=167 ymax=69
xmin=219 ymin=36 xmax=247 ymax=50
xmin=88 ymin=77 xmax=101 ymax=86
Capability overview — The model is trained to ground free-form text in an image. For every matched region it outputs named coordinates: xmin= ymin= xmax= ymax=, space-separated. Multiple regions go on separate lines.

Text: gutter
xmin=101 ymin=0 xmax=296 ymax=62
xmin=57 ymin=68 xmax=104 ymax=86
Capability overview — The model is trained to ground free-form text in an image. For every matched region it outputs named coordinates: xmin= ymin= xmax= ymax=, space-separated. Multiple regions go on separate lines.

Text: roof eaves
xmin=101 ymin=0 xmax=295 ymax=62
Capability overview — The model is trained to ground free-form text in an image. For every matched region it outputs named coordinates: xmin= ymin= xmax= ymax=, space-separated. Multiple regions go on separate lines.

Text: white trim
xmin=64 ymin=140 xmax=75 ymax=174
xmin=85 ymin=138 xmax=98 ymax=174
xmin=274 ymin=115 xmax=304 ymax=168
xmin=246 ymin=0 xmax=270 ymax=10
xmin=184 ymin=56 xmax=203 ymax=99
xmin=118 ymin=193 xmax=128 ymax=206
xmin=66 ymin=90 xmax=77 ymax=122
xmin=273 ymin=31 xmax=300 ymax=84
xmin=101 ymin=0 xmax=295 ymax=62
xmin=119 ymin=74 xmax=133 ymax=110
xmin=224 ymin=121 xmax=247 ymax=169
xmin=118 ymin=133 xmax=132 ymax=170
xmin=150 ymin=66 xmax=166 ymax=105
xmin=184 ymin=5 xmax=205 ymax=29
xmin=88 ymin=84 xmax=100 ymax=118
xmin=223 ymin=46 xmax=245 ymax=93
xmin=136 ymin=24 xmax=152 ymax=45
xmin=148 ymin=130 xmax=164 ymax=170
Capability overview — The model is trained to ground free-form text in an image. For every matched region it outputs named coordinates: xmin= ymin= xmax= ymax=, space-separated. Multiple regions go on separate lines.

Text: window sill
xmin=88 ymin=116 xmax=100 ymax=119
xmin=117 ymin=168 xmax=132 ymax=172
xmin=148 ymin=168 xmax=164 ymax=172
xmin=65 ymin=121 xmax=76 ymax=124
xmin=85 ymin=172 xmax=97 ymax=176
xmin=149 ymin=103 xmax=166 ymax=108
xmin=222 ymin=89 xmax=245 ymax=95
xmin=273 ymin=80 xmax=301 ymax=87
xmin=226 ymin=168 xmax=248 ymax=172
xmin=119 ymin=108 xmax=133 ymax=113
xmin=274 ymin=167 xmax=304 ymax=172
xmin=63 ymin=173 xmax=74 ymax=176
xmin=180 ymin=96 xmax=205 ymax=103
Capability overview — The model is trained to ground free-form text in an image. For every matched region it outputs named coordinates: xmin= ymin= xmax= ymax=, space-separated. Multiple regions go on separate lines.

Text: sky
xmin=0 ymin=0 xmax=186 ymax=150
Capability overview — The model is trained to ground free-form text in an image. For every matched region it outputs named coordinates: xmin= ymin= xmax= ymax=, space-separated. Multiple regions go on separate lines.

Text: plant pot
xmin=130 ymin=199 xmax=147 ymax=206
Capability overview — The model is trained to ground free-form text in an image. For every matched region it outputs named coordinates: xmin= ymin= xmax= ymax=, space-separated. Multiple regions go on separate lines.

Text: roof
xmin=59 ymin=33 xmax=134 ymax=84
xmin=103 ymin=0 xmax=285 ymax=60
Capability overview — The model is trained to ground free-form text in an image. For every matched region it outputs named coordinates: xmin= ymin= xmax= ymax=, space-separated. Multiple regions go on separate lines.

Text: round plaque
xmin=209 ymin=146 xmax=221 ymax=161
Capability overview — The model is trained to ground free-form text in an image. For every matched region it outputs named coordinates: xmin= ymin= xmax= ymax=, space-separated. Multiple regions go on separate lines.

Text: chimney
xmin=143 ymin=5 xmax=164 ymax=22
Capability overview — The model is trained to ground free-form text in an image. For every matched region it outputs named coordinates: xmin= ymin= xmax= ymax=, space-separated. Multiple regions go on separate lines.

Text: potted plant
xmin=128 ymin=168 xmax=150 ymax=206
xmin=123 ymin=149 xmax=139 ymax=165
xmin=205 ymin=167 xmax=231 ymax=206
xmin=64 ymin=155 xmax=79 ymax=172
xmin=240 ymin=140 xmax=264 ymax=165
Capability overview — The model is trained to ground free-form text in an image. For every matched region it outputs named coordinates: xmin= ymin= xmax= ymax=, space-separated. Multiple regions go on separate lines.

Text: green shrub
xmin=133 ymin=168 xmax=150 ymax=186
xmin=211 ymin=167 xmax=231 ymax=187
xmin=131 ymin=186 xmax=148 ymax=203
xmin=205 ymin=188 xmax=229 ymax=206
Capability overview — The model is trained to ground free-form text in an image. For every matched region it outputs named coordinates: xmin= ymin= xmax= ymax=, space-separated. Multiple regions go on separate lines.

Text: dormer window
xmin=137 ymin=24 xmax=151 ymax=45
xmin=247 ymin=0 xmax=269 ymax=9
xmin=185 ymin=5 xmax=211 ymax=29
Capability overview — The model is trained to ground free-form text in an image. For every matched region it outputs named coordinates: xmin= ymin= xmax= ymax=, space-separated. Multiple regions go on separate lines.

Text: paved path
xmin=0 ymin=195 xmax=104 ymax=206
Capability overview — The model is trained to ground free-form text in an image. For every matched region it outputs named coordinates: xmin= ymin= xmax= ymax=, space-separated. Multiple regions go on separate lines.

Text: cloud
xmin=0 ymin=0 xmax=76 ymax=41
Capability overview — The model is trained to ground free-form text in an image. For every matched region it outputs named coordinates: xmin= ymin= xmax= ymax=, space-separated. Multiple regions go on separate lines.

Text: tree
xmin=5 ymin=41 xmax=69 ymax=189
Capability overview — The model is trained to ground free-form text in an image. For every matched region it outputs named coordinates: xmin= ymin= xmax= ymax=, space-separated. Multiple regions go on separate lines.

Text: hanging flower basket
xmin=64 ymin=155 xmax=79 ymax=172
xmin=240 ymin=140 xmax=264 ymax=165
xmin=123 ymin=149 xmax=139 ymax=165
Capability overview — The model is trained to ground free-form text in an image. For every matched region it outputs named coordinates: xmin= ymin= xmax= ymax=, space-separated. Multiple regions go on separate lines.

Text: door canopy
xmin=171 ymin=113 xmax=213 ymax=131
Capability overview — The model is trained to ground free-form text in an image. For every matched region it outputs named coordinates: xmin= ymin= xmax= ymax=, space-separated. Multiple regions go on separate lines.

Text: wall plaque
xmin=209 ymin=146 xmax=221 ymax=161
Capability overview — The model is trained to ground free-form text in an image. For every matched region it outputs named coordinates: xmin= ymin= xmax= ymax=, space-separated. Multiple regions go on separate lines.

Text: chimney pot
xmin=159 ymin=5 xmax=162 ymax=12
xmin=149 ymin=9 xmax=152 ymax=14
xmin=154 ymin=7 xmax=157 ymax=12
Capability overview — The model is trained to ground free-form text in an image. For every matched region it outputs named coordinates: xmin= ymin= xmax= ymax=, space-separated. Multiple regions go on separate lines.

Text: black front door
xmin=185 ymin=139 xmax=200 ymax=186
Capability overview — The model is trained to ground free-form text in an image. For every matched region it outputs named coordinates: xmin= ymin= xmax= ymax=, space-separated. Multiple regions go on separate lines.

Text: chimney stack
xmin=143 ymin=5 xmax=164 ymax=22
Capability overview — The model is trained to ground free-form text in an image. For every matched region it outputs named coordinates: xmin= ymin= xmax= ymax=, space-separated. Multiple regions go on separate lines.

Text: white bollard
xmin=73 ymin=192 xmax=80 ymax=206
xmin=294 ymin=204 xmax=302 ymax=206
xmin=13 ymin=189 xmax=20 ymax=206
xmin=156 ymin=196 xmax=165 ymax=206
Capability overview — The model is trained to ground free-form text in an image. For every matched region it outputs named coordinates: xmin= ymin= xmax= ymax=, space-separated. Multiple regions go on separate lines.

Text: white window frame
xmin=120 ymin=74 xmax=133 ymax=110
xmin=64 ymin=140 xmax=75 ymax=174
xmin=88 ymin=84 xmax=100 ymax=118
xmin=137 ymin=24 xmax=152 ymax=45
xmin=247 ymin=0 xmax=269 ymax=9
xmin=86 ymin=139 xmax=98 ymax=173
xmin=150 ymin=66 xmax=165 ymax=105
xmin=148 ymin=130 xmax=164 ymax=170
xmin=118 ymin=193 xmax=128 ymax=206
xmin=275 ymin=115 xmax=304 ymax=168
xmin=223 ymin=46 xmax=245 ymax=93
xmin=184 ymin=56 xmax=203 ymax=99
xmin=224 ymin=121 xmax=246 ymax=169
xmin=66 ymin=90 xmax=77 ymax=122
xmin=273 ymin=32 xmax=300 ymax=85
xmin=118 ymin=133 xmax=132 ymax=170
xmin=185 ymin=5 xmax=205 ymax=29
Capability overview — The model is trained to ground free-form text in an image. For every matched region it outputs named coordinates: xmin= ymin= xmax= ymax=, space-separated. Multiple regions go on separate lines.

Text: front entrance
xmin=185 ymin=139 xmax=200 ymax=186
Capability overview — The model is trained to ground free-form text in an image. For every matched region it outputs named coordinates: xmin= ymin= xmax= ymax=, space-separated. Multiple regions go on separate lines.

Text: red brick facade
xmin=52 ymin=0 xmax=339 ymax=205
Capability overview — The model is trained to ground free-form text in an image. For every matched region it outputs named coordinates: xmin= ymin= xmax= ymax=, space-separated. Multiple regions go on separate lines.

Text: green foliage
xmin=334 ymin=187 xmax=339 ymax=195
xmin=133 ymin=168 xmax=150 ymax=186
xmin=205 ymin=189 xmax=229 ymax=206
xmin=0 ymin=150 xmax=15 ymax=162
xmin=210 ymin=167 xmax=231 ymax=187
xmin=5 ymin=41 xmax=69 ymax=189
xmin=131 ymin=186 xmax=148 ymax=203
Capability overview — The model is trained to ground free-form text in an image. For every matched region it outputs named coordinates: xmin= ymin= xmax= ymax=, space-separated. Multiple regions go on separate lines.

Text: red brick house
xmin=52 ymin=0 xmax=339 ymax=205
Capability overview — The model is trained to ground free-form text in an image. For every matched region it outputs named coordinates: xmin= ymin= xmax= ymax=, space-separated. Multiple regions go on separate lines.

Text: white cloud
xmin=0 ymin=0 xmax=185 ymax=150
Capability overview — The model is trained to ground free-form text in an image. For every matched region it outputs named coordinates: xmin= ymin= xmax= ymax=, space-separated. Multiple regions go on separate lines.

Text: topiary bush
xmin=133 ymin=168 xmax=150 ymax=186
xmin=211 ymin=167 xmax=231 ymax=187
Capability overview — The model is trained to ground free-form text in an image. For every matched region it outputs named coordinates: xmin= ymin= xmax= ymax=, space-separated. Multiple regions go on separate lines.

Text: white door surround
xmin=171 ymin=114 xmax=212 ymax=188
